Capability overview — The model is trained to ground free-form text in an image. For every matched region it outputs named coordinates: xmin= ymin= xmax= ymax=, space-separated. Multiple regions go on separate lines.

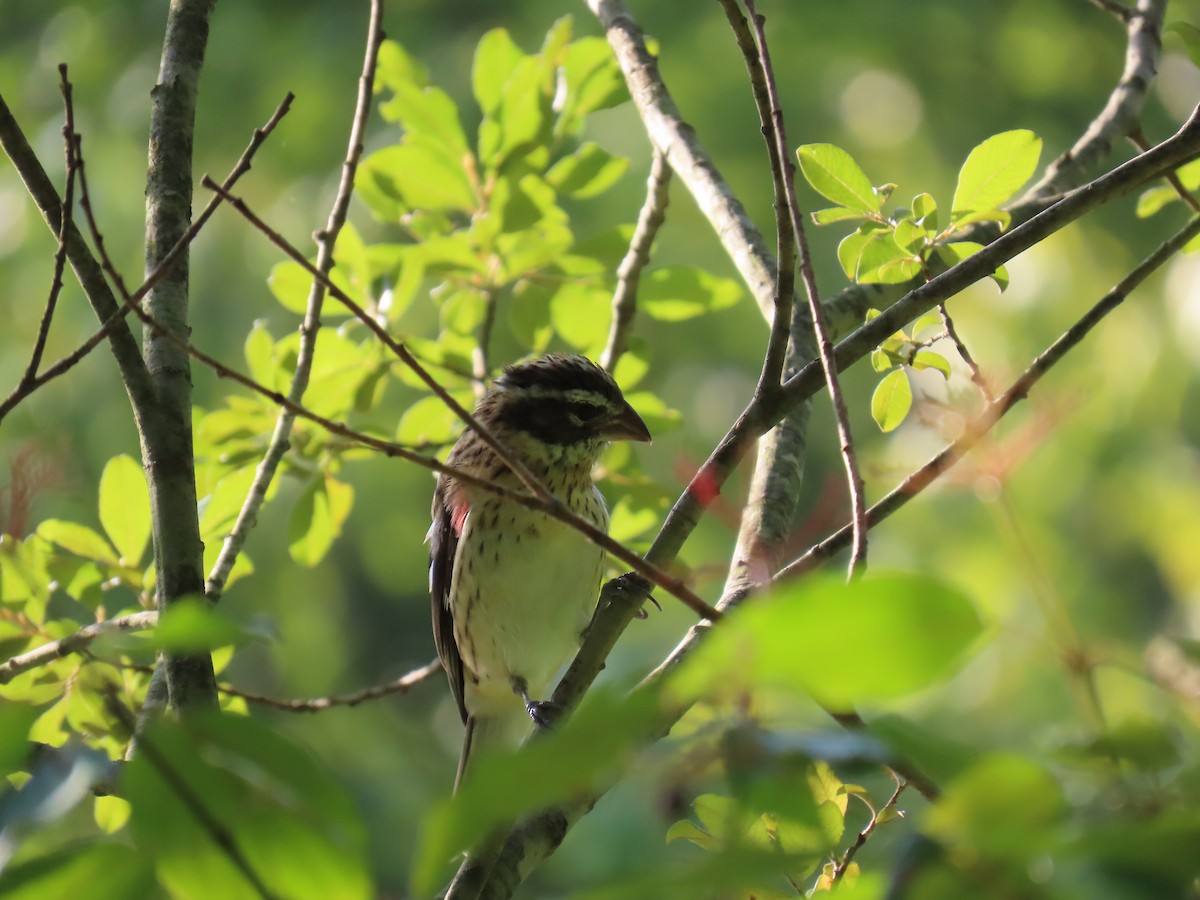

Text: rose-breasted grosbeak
xmin=429 ymin=354 xmax=651 ymax=789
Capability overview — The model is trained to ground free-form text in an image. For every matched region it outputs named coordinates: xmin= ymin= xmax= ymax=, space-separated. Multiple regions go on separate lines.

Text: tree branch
xmin=221 ymin=660 xmax=441 ymax=712
xmin=0 ymin=611 xmax=158 ymax=685
xmin=601 ymin=149 xmax=671 ymax=371
xmin=779 ymin=212 xmax=1200 ymax=579
xmin=204 ymin=0 xmax=384 ymax=602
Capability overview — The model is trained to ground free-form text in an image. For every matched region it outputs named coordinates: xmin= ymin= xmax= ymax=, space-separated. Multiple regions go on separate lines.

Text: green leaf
xmin=1168 ymin=21 xmax=1200 ymax=67
xmin=0 ymin=843 xmax=155 ymax=900
xmin=796 ymin=144 xmax=880 ymax=213
xmin=911 ymin=191 xmax=938 ymax=230
xmin=154 ymin=597 xmax=253 ymax=653
xmin=413 ymin=689 xmax=659 ymax=894
xmin=856 ymin=231 xmax=919 ymax=285
xmin=936 ymin=241 xmax=1009 ymax=291
xmin=288 ymin=475 xmax=354 ymax=568
xmin=550 ymin=282 xmax=612 ymax=353
xmin=546 ymin=142 xmax=629 ymax=199
xmin=837 ymin=229 xmax=872 ymax=281
xmin=358 ymin=144 xmax=476 ymax=217
xmin=640 ymin=267 xmax=741 ymax=321
xmin=950 ymin=130 xmax=1041 ymax=225
xmin=95 ymin=794 xmax=132 ymax=834
xmin=911 ymin=349 xmax=951 ymax=379
xmin=473 ymin=29 xmax=524 ymax=115
xmin=125 ymin=713 xmax=370 ymax=900
xmin=98 ymin=455 xmax=151 ymax=567
xmin=892 ymin=218 xmax=928 ymax=254
xmin=509 ymin=280 xmax=554 ymax=351
xmin=558 ymin=37 xmax=628 ymax=133
xmin=0 ymin=703 xmax=40 ymax=775
xmin=478 ymin=57 xmax=551 ymax=170
xmin=669 ymin=572 xmax=982 ymax=710
xmin=375 ymin=40 xmax=429 ymax=93
xmin=36 ymin=520 xmax=118 ymax=566
xmin=243 ymin=320 xmax=277 ymax=389
xmin=396 ymin=393 xmax=471 ymax=446
xmin=926 ymin=754 xmax=1063 ymax=858
xmin=380 ymin=81 xmax=470 ymax=159
xmin=871 ymin=369 xmax=912 ymax=432
xmin=810 ymin=206 xmax=868 ymax=226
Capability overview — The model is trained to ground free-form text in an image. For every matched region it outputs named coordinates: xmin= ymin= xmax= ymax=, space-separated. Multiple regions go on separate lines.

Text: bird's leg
xmin=511 ymin=675 xmax=560 ymax=730
xmin=583 ymin=573 xmax=657 ymax=640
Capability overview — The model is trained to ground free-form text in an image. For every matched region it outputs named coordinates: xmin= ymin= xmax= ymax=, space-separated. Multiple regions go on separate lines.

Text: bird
xmin=428 ymin=353 xmax=652 ymax=791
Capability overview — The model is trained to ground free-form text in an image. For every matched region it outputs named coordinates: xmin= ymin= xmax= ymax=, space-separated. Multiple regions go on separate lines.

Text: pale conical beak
xmin=603 ymin=400 xmax=652 ymax=443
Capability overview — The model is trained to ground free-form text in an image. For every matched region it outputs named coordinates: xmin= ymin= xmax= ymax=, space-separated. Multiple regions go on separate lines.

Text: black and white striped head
xmin=485 ymin=354 xmax=651 ymax=452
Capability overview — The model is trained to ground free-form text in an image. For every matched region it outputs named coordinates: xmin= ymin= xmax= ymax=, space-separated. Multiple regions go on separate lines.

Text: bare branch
xmin=204 ymin=0 xmax=384 ymax=602
xmin=587 ymin=0 xmax=778 ymax=319
xmin=0 ymin=94 xmax=294 ymax=426
xmin=779 ymin=213 xmax=1200 ymax=579
xmin=1085 ymin=0 xmax=1134 ymax=22
xmin=1026 ymin=0 xmax=1165 ymax=199
xmin=740 ymin=0 xmax=868 ymax=575
xmin=1129 ymin=124 xmax=1200 ymax=213
xmin=831 ymin=777 xmax=906 ymax=884
xmin=601 ymin=149 xmax=672 ymax=371
xmin=222 ymin=660 xmax=441 ymax=712
xmin=937 ymin=303 xmax=993 ymax=401
xmin=0 ymin=611 xmax=158 ymax=685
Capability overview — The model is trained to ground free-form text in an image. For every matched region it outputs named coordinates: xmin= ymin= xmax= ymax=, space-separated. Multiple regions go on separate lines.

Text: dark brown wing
xmin=430 ymin=478 xmax=468 ymax=723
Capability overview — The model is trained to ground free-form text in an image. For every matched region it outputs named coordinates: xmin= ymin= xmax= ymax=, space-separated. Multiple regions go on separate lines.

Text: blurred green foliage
xmin=3 ymin=0 xmax=1200 ymax=897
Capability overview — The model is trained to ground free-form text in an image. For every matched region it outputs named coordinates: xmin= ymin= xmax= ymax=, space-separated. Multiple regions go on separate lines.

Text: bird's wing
xmin=429 ymin=480 xmax=468 ymax=723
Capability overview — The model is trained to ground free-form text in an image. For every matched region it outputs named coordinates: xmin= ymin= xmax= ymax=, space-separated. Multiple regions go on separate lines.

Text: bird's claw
xmin=525 ymin=698 xmax=561 ymax=730
xmin=603 ymin=571 xmax=657 ymax=618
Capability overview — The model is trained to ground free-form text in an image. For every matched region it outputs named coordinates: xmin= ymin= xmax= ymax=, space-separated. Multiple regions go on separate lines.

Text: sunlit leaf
xmin=546 ymin=142 xmax=629 ymax=199
xmin=796 ymin=144 xmax=881 ymax=213
xmin=811 ymin=206 xmax=869 ymax=226
xmin=871 ymin=369 xmax=912 ymax=431
xmin=396 ymin=393 xmax=471 ymax=446
xmin=0 ymin=843 xmax=155 ymax=900
xmin=358 ymin=144 xmax=476 ymax=217
xmin=670 ymin=572 xmax=982 ymax=710
xmin=926 ymin=754 xmax=1063 ymax=858
xmin=288 ymin=475 xmax=355 ymax=568
xmin=640 ymin=267 xmax=741 ymax=321
xmin=154 ymin=597 xmax=254 ymax=653
xmin=98 ymin=455 xmax=151 ymax=567
xmin=911 ymin=350 xmax=951 ymax=379
xmin=36 ymin=520 xmax=118 ymax=566
xmin=951 ymin=130 xmax=1041 ymax=225
xmin=472 ymin=28 xmax=524 ymax=115
xmin=125 ymin=713 xmax=371 ymax=900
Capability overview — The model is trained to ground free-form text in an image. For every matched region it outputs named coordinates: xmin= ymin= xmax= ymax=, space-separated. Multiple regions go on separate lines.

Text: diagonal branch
xmin=205 ymin=0 xmax=384 ymax=602
xmin=778 ymin=212 xmax=1200 ymax=580
xmin=739 ymin=0 xmax=868 ymax=575
xmin=0 ymin=611 xmax=159 ymax=685
xmin=601 ymin=149 xmax=671 ymax=371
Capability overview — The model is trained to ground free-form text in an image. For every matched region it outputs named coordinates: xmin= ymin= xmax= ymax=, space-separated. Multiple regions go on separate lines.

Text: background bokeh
xmin=4 ymin=0 xmax=1200 ymax=893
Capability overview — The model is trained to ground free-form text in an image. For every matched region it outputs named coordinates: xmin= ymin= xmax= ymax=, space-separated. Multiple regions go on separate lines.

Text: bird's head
xmin=482 ymin=354 xmax=651 ymax=465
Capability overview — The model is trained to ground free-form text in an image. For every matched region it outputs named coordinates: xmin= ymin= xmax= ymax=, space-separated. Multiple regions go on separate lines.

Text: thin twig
xmin=204 ymin=0 xmax=382 ymax=602
xmin=1026 ymin=0 xmax=1164 ymax=199
xmin=0 ymin=93 xmax=294 ymax=426
xmin=830 ymin=777 xmax=906 ymax=884
xmin=742 ymin=0 xmax=868 ymax=576
xmin=778 ymin=213 xmax=1200 ymax=579
xmin=105 ymin=693 xmax=278 ymax=898
xmin=715 ymin=0 xmax=794 ymax=390
xmin=601 ymin=149 xmax=671 ymax=371
xmin=202 ymin=179 xmax=559 ymax=507
xmin=0 ymin=611 xmax=158 ymax=684
xmin=222 ymin=660 xmax=442 ymax=712
xmin=1129 ymin=124 xmax=1200 ymax=213
xmin=471 ymin=286 xmax=500 ymax=398
xmin=936 ymin=302 xmax=993 ymax=401
xmin=21 ymin=66 xmax=77 ymax=381
xmin=1085 ymin=0 xmax=1134 ymax=22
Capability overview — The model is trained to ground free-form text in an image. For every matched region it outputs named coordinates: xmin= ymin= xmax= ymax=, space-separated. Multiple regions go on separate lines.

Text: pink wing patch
xmin=450 ymin=496 xmax=470 ymax=536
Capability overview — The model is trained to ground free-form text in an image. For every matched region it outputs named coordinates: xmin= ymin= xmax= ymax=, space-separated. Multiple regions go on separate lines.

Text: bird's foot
xmin=602 ymin=571 xmax=657 ymax=619
xmin=511 ymin=676 xmax=561 ymax=730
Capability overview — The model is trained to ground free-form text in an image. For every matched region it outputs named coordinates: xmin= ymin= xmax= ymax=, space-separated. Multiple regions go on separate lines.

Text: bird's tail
xmin=454 ymin=711 xmax=532 ymax=794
